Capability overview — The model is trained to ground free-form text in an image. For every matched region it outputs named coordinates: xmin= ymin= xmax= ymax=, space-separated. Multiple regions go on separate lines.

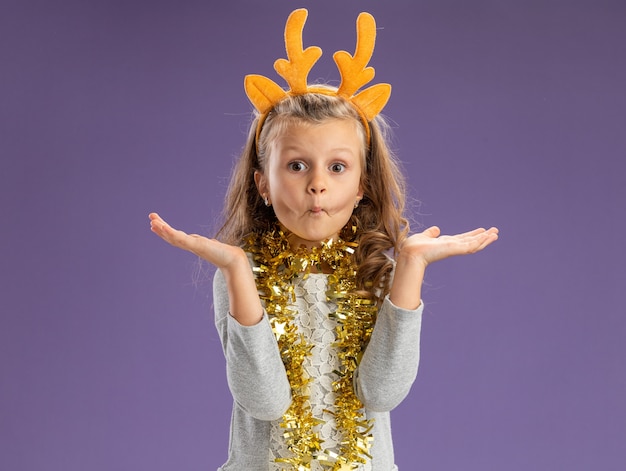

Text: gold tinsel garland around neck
xmin=244 ymin=228 xmax=378 ymax=470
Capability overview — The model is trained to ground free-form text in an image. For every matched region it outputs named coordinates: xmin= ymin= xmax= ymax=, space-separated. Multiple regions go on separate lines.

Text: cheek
xmin=264 ymin=160 xmax=285 ymax=195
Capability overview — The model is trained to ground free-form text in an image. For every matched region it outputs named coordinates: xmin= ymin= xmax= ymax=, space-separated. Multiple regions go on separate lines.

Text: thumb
xmin=423 ymin=226 xmax=441 ymax=238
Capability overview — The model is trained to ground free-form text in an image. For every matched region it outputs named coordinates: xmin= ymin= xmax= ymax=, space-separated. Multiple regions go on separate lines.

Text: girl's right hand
xmin=148 ymin=212 xmax=246 ymax=270
xmin=150 ymin=212 xmax=263 ymax=325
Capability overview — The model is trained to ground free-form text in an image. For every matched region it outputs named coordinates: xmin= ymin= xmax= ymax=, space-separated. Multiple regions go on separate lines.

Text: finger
xmin=148 ymin=212 xmax=168 ymax=226
xmin=150 ymin=216 xmax=189 ymax=248
xmin=457 ymin=227 xmax=488 ymax=239
xmin=149 ymin=212 xmax=167 ymax=231
xmin=422 ymin=226 xmax=441 ymax=238
xmin=149 ymin=214 xmax=170 ymax=236
xmin=454 ymin=227 xmax=499 ymax=242
xmin=469 ymin=230 xmax=499 ymax=253
xmin=435 ymin=228 xmax=485 ymax=243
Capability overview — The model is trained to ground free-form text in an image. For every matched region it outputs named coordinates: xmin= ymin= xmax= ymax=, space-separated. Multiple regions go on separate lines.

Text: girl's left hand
xmin=390 ymin=226 xmax=499 ymax=310
xmin=399 ymin=226 xmax=499 ymax=268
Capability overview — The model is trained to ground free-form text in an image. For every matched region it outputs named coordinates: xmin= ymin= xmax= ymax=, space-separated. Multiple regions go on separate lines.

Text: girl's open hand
xmin=149 ymin=212 xmax=246 ymax=270
xmin=390 ymin=226 xmax=499 ymax=309
xmin=400 ymin=226 xmax=499 ymax=268
xmin=150 ymin=212 xmax=264 ymax=324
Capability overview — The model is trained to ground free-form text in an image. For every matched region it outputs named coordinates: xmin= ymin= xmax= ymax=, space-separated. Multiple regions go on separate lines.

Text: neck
xmin=287 ymin=235 xmax=333 ymax=252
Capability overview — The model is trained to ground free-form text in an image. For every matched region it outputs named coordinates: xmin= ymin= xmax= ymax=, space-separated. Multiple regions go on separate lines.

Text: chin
xmin=289 ymin=233 xmax=336 ymax=248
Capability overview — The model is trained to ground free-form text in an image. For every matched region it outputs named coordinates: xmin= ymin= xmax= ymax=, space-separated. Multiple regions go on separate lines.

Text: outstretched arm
xmin=149 ymin=212 xmax=263 ymax=326
xmin=390 ymin=226 xmax=499 ymax=310
xmin=355 ymin=225 xmax=499 ymax=410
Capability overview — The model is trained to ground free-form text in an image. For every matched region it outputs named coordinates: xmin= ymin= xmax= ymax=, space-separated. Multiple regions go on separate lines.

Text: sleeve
xmin=213 ymin=268 xmax=292 ymax=421
xmin=353 ymin=295 xmax=423 ymax=412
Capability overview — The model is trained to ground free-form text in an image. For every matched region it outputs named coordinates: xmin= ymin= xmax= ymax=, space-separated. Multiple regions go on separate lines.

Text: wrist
xmin=389 ymin=259 xmax=426 ymax=311
xmin=395 ymin=250 xmax=428 ymax=274
xmin=220 ymin=251 xmax=264 ymax=326
xmin=220 ymin=250 xmax=252 ymax=280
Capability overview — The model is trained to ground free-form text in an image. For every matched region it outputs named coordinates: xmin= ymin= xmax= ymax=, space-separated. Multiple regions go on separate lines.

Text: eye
xmin=330 ymin=162 xmax=346 ymax=173
xmin=288 ymin=161 xmax=307 ymax=172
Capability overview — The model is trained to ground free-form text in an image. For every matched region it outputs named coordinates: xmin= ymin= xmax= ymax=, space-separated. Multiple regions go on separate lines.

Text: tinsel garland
xmin=245 ymin=228 xmax=378 ymax=470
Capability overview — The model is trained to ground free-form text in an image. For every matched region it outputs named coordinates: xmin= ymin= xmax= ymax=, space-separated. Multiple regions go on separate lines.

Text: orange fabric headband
xmin=244 ymin=8 xmax=392 ymax=145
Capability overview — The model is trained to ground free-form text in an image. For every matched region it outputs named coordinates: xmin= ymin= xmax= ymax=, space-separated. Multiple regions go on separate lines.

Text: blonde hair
xmin=216 ymin=92 xmax=409 ymax=302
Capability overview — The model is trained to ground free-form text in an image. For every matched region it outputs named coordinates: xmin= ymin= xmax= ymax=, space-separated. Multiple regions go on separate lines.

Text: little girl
xmin=149 ymin=9 xmax=498 ymax=471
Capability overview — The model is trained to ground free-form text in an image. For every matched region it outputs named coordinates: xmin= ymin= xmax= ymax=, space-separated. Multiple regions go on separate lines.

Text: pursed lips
xmin=306 ymin=201 xmax=325 ymax=214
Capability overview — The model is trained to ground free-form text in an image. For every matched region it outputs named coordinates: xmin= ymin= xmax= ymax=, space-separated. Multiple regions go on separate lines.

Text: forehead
xmin=268 ymin=118 xmax=366 ymax=156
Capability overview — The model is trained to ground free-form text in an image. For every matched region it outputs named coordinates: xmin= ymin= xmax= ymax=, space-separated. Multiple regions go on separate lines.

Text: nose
xmin=308 ymin=167 xmax=327 ymax=194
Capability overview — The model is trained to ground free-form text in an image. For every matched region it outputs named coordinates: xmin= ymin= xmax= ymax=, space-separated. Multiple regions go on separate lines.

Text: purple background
xmin=2 ymin=0 xmax=625 ymax=469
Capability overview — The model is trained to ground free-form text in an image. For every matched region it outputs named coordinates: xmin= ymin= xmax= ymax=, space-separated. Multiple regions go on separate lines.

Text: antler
xmin=244 ymin=9 xmax=391 ymax=141
xmin=244 ymin=9 xmax=321 ymax=114
xmin=274 ymin=9 xmax=322 ymax=94
xmin=334 ymin=13 xmax=391 ymax=121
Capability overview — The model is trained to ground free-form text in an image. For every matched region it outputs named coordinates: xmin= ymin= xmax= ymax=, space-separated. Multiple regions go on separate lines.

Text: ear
xmin=254 ymin=170 xmax=268 ymax=198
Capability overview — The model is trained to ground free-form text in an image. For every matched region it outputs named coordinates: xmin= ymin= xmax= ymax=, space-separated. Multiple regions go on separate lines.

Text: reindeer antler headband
xmin=244 ymin=8 xmax=391 ymax=145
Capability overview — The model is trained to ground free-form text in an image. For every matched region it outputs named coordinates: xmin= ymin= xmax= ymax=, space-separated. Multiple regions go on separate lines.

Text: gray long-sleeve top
xmin=213 ymin=267 xmax=423 ymax=470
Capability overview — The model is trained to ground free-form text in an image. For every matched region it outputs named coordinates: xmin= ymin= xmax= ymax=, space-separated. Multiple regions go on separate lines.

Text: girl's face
xmin=255 ymin=119 xmax=364 ymax=249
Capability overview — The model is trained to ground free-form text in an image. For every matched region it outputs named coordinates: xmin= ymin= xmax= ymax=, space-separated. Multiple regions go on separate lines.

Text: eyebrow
xmin=279 ymin=145 xmax=358 ymax=155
